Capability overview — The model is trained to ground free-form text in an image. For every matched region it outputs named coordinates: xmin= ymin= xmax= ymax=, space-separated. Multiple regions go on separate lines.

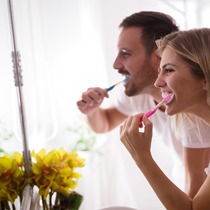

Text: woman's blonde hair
xmin=156 ymin=28 xmax=210 ymax=105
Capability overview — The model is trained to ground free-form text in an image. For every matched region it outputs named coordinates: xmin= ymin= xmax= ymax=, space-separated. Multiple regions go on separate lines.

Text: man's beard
xmin=124 ymin=71 xmax=157 ymax=97
xmin=124 ymin=82 xmax=140 ymax=96
xmin=120 ymin=56 xmax=158 ymax=97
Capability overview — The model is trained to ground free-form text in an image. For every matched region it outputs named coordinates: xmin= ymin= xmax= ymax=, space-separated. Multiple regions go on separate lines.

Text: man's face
xmin=113 ymin=27 xmax=159 ymax=96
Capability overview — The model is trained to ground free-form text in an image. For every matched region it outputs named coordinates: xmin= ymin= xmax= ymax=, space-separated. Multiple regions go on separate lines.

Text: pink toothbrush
xmin=139 ymin=93 xmax=174 ymax=125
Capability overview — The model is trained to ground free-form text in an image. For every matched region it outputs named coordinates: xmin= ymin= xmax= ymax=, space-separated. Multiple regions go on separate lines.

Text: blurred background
xmin=0 ymin=0 xmax=210 ymax=209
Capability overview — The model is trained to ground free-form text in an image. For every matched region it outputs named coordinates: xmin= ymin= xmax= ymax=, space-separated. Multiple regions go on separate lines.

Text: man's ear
xmin=152 ymin=51 xmax=161 ymax=69
xmin=203 ymin=80 xmax=207 ymax=90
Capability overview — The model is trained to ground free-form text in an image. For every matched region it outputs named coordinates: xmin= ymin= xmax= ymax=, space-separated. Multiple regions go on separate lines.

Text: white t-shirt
xmin=178 ymin=114 xmax=210 ymax=148
xmin=113 ymin=88 xmax=210 ymax=188
xmin=205 ymin=163 xmax=210 ymax=175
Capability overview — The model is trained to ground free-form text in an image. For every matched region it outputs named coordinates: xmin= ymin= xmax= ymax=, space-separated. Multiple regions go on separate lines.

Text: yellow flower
xmin=0 ymin=148 xmax=85 ymax=209
xmin=0 ymin=153 xmax=25 ymax=203
xmin=31 ymin=148 xmax=85 ymax=200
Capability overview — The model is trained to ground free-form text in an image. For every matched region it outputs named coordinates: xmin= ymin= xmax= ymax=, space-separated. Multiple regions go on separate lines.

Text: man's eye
xmin=124 ymin=54 xmax=130 ymax=58
xmin=120 ymin=49 xmax=131 ymax=58
xmin=121 ymin=52 xmax=130 ymax=58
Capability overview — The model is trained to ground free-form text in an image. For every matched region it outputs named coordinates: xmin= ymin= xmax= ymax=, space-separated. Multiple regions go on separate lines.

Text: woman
xmin=120 ymin=28 xmax=210 ymax=210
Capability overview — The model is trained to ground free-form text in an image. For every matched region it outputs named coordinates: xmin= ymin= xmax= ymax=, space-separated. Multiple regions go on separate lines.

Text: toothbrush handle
xmin=139 ymin=108 xmax=157 ymax=126
xmin=106 ymin=85 xmax=115 ymax=92
xmin=139 ymin=99 xmax=164 ymax=126
xmin=145 ymin=108 xmax=157 ymax=118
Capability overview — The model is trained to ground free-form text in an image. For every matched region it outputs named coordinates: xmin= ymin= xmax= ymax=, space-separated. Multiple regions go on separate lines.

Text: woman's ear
xmin=203 ymin=80 xmax=207 ymax=90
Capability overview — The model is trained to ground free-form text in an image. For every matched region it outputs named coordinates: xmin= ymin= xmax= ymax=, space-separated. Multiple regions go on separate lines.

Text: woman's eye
xmin=165 ymin=68 xmax=174 ymax=73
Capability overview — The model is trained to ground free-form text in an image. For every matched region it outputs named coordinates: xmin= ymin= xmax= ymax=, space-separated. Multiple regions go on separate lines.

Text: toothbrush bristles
xmin=106 ymin=77 xmax=129 ymax=92
xmin=163 ymin=93 xmax=174 ymax=104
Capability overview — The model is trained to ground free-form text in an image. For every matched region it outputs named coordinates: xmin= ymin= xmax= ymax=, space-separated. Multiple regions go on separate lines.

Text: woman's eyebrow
xmin=161 ymin=63 xmax=177 ymax=69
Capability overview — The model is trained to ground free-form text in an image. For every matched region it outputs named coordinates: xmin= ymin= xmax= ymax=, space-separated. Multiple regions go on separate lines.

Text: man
xmin=77 ymin=11 xmax=210 ymax=198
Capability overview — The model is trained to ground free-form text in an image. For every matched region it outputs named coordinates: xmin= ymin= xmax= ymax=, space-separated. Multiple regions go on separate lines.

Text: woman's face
xmin=154 ymin=46 xmax=206 ymax=115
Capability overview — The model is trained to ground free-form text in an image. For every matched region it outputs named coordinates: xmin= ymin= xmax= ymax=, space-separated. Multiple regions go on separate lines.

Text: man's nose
xmin=113 ymin=56 xmax=122 ymax=70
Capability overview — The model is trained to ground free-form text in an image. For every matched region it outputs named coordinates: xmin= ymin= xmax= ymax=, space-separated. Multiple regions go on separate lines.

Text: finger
xmin=90 ymin=91 xmax=104 ymax=102
xmin=142 ymin=115 xmax=153 ymax=138
xmin=120 ymin=126 xmax=130 ymax=146
xmin=125 ymin=115 xmax=133 ymax=127
xmin=127 ymin=113 xmax=144 ymax=128
xmin=120 ymin=117 xmax=130 ymax=141
xmin=81 ymin=95 xmax=94 ymax=106
xmin=96 ymin=89 xmax=109 ymax=98
xmin=83 ymin=92 xmax=100 ymax=104
xmin=120 ymin=118 xmax=128 ymax=137
xmin=138 ymin=113 xmax=145 ymax=128
xmin=120 ymin=124 xmax=123 ymax=134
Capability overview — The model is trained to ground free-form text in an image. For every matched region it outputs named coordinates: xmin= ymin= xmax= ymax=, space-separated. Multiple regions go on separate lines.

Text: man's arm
xmin=86 ymin=107 xmax=127 ymax=133
xmin=77 ymin=87 xmax=127 ymax=133
xmin=184 ymin=147 xmax=210 ymax=198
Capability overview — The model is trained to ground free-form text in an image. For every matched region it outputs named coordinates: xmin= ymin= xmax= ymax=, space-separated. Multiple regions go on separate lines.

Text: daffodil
xmin=31 ymin=148 xmax=85 ymax=201
xmin=0 ymin=148 xmax=85 ymax=210
xmin=0 ymin=153 xmax=25 ymax=203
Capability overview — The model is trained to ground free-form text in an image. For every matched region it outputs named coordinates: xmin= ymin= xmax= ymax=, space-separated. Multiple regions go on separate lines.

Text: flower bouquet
xmin=0 ymin=148 xmax=85 ymax=210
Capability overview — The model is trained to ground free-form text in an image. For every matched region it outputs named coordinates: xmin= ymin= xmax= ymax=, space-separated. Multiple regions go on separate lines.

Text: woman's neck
xmin=193 ymin=104 xmax=210 ymax=126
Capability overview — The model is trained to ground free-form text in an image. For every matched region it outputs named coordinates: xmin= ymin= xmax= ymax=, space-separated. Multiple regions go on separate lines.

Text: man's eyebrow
xmin=120 ymin=48 xmax=132 ymax=53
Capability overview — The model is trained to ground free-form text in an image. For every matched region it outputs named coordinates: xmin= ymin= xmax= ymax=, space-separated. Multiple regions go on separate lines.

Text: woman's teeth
xmin=162 ymin=91 xmax=172 ymax=98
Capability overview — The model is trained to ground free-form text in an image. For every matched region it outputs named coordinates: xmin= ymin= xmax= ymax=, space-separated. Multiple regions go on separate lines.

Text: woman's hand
xmin=120 ymin=113 xmax=153 ymax=164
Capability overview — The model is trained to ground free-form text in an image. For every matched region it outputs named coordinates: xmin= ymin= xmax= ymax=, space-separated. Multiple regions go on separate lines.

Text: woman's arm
xmin=183 ymin=147 xmax=210 ymax=198
xmin=193 ymin=172 xmax=210 ymax=210
xmin=120 ymin=114 xmax=192 ymax=210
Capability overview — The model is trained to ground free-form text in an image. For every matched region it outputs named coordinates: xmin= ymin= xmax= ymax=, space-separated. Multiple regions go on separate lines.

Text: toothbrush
xmin=81 ymin=77 xmax=129 ymax=103
xmin=106 ymin=76 xmax=129 ymax=92
xmin=139 ymin=93 xmax=174 ymax=124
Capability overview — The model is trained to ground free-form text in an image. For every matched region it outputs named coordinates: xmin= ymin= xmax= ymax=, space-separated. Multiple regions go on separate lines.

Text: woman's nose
xmin=154 ymin=75 xmax=165 ymax=88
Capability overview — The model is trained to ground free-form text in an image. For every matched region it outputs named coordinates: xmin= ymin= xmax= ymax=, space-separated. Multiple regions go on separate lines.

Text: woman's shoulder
xmin=205 ymin=163 xmax=210 ymax=175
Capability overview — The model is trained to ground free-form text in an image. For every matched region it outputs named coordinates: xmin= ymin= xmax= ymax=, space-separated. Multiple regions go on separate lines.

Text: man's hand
xmin=77 ymin=87 xmax=109 ymax=114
